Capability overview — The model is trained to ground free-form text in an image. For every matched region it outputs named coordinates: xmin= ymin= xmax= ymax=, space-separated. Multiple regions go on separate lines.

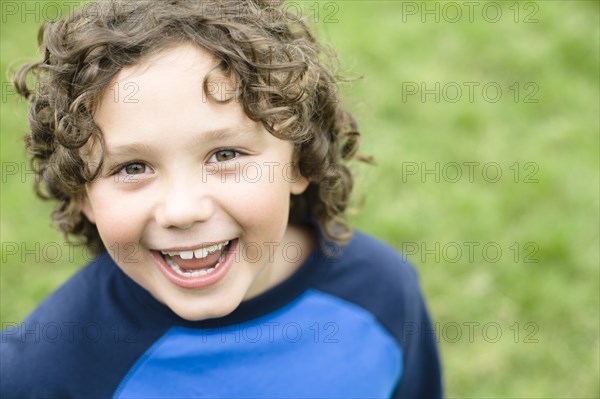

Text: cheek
xmin=224 ymin=176 xmax=291 ymax=235
xmin=86 ymin=186 xmax=148 ymax=256
xmin=95 ymin=212 xmax=136 ymax=244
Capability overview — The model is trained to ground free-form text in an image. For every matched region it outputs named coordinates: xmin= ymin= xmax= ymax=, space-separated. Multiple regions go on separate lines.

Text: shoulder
xmin=0 ymin=253 xmax=123 ymax=396
xmin=343 ymin=230 xmax=417 ymax=277
xmin=322 ymin=230 xmax=421 ymax=296
xmin=16 ymin=252 xmax=121 ymax=325
xmin=313 ymin=230 xmax=426 ymax=339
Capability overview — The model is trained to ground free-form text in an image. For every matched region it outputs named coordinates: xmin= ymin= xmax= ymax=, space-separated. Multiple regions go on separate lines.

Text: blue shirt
xmin=1 ymin=230 xmax=443 ymax=398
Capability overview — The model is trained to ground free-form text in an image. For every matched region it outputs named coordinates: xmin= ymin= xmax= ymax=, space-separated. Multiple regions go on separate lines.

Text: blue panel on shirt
xmin=113 ymin=289 xmax=402 ymax=398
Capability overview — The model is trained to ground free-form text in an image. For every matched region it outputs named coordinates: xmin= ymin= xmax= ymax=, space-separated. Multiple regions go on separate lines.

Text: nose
xmin=155 ymin=177 xmax=215 ymax=230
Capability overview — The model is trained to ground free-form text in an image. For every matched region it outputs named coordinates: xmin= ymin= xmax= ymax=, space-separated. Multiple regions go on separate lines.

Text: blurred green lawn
xmin=1 ymin=1 xmax=598 ymax=397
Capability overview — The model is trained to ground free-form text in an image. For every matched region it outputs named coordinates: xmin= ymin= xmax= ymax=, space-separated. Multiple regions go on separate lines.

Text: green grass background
xmin=1 ymin=1 xmax=598 ymax=397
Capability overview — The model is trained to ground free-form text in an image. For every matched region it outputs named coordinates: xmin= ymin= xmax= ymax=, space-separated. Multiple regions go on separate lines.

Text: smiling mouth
xmin=160 ymin=240 xmax=233 ymax=278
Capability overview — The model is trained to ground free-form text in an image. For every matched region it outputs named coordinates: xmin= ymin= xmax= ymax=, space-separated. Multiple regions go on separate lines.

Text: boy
xmin=1 ymin=1 xmax=442 ymax=397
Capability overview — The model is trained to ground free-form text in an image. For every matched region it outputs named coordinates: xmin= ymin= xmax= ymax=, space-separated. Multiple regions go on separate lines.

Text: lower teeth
xmin=165 ymin=251 xmax=226 ymax=277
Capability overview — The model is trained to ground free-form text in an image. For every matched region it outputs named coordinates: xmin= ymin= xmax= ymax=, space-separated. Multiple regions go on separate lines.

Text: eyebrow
xmin=105 ymin=142 xmax=155 ymax=160
xmin=198 ymin=127 xmax=256 ymax=143
xmin=105 ymin=126 xmax=257 ymax=159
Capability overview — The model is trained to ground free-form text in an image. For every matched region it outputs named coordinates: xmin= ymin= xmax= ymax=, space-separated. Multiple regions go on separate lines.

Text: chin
xmin=167 ymin=296 xmax=241 ymax=322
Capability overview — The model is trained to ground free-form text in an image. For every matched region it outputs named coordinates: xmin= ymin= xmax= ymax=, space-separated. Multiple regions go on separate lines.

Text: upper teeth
xmin=161 ymin=241 xmax=229 ymax=260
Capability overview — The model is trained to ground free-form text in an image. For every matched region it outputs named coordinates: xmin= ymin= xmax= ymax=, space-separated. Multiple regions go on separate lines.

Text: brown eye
xmin=123 ymin=163 xmax=146 ymax=174
xmin=214 ymin=150 xmax=237 ymax=162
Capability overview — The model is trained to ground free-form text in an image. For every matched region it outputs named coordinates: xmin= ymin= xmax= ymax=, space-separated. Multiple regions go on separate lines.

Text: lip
xmin=152 ymin=238 xmax=238 ymax=289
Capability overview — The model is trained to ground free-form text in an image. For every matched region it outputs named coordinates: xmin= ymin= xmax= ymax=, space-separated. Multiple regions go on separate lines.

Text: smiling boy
xmin=1 ymin=1 xmax=442 ymax=398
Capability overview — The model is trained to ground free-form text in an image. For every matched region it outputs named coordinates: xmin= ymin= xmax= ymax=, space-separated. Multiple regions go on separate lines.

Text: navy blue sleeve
xmin=391 ymin=272 xmax=443 ymax=399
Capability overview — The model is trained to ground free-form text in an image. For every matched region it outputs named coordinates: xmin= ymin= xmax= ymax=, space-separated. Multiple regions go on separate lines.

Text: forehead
xmin=119 ymin=43 xmax=217 ymax=82
xmin=93 ymin=43 xmax=247 ymax=143
xmin=105 ymin=43 xmax=233 ymax=105
xmin=108 ymin=41 xmax=242 ymax=104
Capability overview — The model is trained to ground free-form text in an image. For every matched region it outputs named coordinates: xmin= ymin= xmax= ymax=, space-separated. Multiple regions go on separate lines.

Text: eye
xmin=213 ymin=149 xmax=238 ymax=162
xmin=121 ymin=163 xmax=147 ymax=175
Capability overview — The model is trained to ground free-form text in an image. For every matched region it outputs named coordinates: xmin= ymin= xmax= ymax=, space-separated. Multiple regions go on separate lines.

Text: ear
xmin=288 ymin=146 xmax=309 ymax=195
xmin=290 ymin=174 xmax=309 ymax=195
xmin=80 ymin=191 xmax=96 ymax=224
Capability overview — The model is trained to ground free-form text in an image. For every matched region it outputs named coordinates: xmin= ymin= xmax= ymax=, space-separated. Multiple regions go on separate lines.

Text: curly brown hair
xmin=14 ymin=0 xmax=370 ymax=254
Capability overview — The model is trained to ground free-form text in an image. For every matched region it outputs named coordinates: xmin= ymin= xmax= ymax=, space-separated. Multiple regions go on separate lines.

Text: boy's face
xmin=82 ymin=44 xmax=310 ymax=321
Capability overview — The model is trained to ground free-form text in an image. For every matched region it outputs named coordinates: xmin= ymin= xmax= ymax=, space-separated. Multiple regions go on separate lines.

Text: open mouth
xmin=161 ymin=240 xmax=233 ymax=277
xmin=153 ymin=238 xmax=238 ymax=289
